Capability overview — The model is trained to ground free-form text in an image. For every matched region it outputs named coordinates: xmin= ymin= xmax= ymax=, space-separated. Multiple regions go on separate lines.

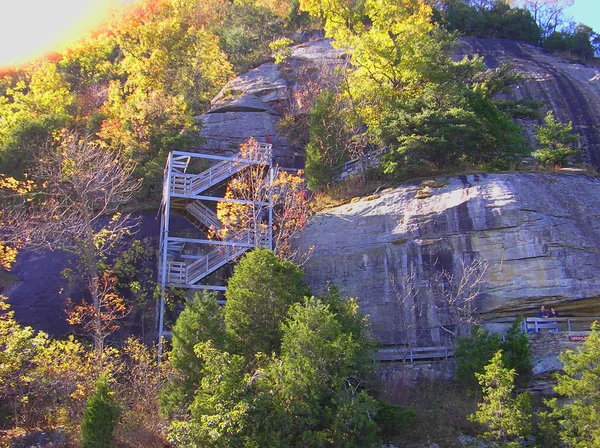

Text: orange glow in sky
xmin=0 ymin=0 xmax=125 ymax=68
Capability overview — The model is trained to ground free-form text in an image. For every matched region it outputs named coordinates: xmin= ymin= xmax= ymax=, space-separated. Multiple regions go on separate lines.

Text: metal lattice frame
xmin=157 ymin=146 xmax=273 ymax=356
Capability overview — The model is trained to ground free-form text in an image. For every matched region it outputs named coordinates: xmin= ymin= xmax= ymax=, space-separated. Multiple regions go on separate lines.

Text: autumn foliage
xmin=215 ymin=138 xmax=311 ymax=263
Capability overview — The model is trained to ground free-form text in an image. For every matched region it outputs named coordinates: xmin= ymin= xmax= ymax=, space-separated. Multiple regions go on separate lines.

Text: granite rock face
xmin=195 ymin=37 xmax=600 ymax=169
xmin=297 ymin=173 xmax=600 ymax=346
xmin=455 ymin=38 xmax=600 ymax=167
xmin=194 ymin=40 xmax=346 ymax=168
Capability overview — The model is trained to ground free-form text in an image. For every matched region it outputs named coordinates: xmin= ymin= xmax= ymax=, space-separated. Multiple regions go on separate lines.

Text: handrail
xmin=185 ymin=201 xmax=222 ymax=231
xmin=166 ymin=227 xmax=270 ymax=286
xmin=376 ymin=345 xmax=454 ymax=363
xmin=170 ymin=146 xmax=271 ymax=197
xmin=523 ymin=317 xmax=600 ymax=332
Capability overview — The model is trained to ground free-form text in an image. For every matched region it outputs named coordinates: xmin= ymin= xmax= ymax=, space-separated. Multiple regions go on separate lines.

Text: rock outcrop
xmin=455 ymin=38 xmax=600 ymax=167
xmin=196 ymin=37 xmax=600 ymax=169
xmin=194 ymin=40 xmax=346 ymax=169
xmin=297 ymin=173 xmax=600 ymax=346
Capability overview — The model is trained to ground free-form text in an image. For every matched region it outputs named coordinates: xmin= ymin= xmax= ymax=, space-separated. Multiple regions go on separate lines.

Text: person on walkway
xmin=538 ymin=305 xmax=549 ymax=318
xmin=549 ymin=307 xmax=559 ymax=318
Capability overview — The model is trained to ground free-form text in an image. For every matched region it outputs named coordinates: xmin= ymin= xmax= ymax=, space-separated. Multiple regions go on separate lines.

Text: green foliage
xmin=455 ymin=326 xmax=502 ymax=393
xmin=81 ymin=375 xmax=121 ymax=448
xmin=305 ymin=90 xmax=353 ymax=190
xmin=545 ymin=322 xmax=600 ymax=447
xmin=300 ymin=0 xmax=528 ymax=178
xmin=374 ymin=400 xmax=415 ymax=443
xmin=544 ymin=25 xmax=598 ymax=62
xmin=496 ymin=99 xmax=544 ymax=119
xmin=533 ymin=110 xmax=580 ymax=167
xmin=469 ymin=351 xmax=532 ymax=445
xmin=456 ymin=322 xmax=532 ymax=394
xmin=270 ymin=37 xmax=294 ymax=64
xmin=0 ymin=296 xmax=48 ymax=423
xmin=438 ymin=0 xmax=541 ymax=44
xmin=224 ymin=248 xmax=310 ymax=358
xmin=159 ymin=291 xmax=225 ymax=419
xmin=217 ymin=0 xmax=284 ymax=73
xmin=171 ymin=297 xmax=379 ymax=447
xmin=164 ymin=252 xmax=380 ymax=447
xmin=502 ymin=317 xmax=532 ymax=388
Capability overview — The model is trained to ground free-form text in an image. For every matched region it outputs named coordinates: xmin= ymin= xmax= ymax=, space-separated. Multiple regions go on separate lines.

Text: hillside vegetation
xmin=0 ymin=0 xmax=599 ymax=446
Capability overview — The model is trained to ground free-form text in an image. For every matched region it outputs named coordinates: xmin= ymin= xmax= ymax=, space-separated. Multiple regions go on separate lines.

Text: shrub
xmin=81 ymin=375 xmax=120 ymax=448
xmin=375 ymin=400 xmax=415 ymax=443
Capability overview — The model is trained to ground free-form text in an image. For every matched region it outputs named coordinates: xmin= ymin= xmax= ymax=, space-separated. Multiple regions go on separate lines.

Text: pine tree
xmin=533 ymin=110 xmax=580 ymax=168
xmin=81 ymin=375 xmax=121 ymax=448
xmin=469 ymin=351 xmax=532 ymax=446
xmin=547 ymin=322 xmax=600 ymax=446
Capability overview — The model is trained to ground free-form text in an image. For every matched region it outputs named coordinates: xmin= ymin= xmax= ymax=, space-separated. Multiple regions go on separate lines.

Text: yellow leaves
xmin=0 ymin=244 xmax=18 ymax=270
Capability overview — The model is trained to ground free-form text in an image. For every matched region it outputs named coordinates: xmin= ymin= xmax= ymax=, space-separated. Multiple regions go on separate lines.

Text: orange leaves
xmin=66 ymin=270 xmax=131 ymax=352
xmin=215 ymin=138 xmax=312 ymax=262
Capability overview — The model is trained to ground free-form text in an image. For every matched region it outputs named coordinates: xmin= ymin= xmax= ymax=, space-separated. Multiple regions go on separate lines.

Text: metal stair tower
xmin=157 ymin=146 xmax=273 ymax=349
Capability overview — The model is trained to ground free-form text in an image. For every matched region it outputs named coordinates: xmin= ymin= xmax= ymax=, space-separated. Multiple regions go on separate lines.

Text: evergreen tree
xmin=455 ymin=326 xmax=502 ymax=393
xmin=469 ymin=351 xmax=532 ymax=446
xmin=159 ymin=291 xmax=226 ymax=419
xmin=546 ymin=322 xmax=600 ymax=446
xmin=224 ymin=248 xmax=311 ymax=359
xmin=305 ymin=90 xmax=352 ymax=191
xmin=501 ymin=317 xmax=532 ymax=388
xmin=81 ymin=375 xmax=121 ymax=448
xmin=533 ymin=110 xmax=580 ymax=168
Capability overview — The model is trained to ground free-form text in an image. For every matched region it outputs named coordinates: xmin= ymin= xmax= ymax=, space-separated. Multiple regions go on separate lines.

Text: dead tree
xmin=435 ymin=258 xmax=489 ymax=340
xmin=4 ymin=132 xmax=140 ymax=351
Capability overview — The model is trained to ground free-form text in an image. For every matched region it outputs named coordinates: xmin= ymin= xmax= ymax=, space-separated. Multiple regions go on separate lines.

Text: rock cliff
xmin=297 ymin=173 xmax=600 ymax=346
xmin=194 ymin=37 xmax=600 ymax=169
xmin=456 ymin=38 xmax=600 ymax=167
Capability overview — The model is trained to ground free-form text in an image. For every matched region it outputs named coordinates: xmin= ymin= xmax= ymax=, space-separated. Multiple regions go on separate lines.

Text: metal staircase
xmin=157 ymin=146 xmax=274 ymax=351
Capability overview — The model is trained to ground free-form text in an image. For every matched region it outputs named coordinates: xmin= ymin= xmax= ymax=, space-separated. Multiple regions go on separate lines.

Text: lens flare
xmin=0 ymin=0 xmax=125 ymax=68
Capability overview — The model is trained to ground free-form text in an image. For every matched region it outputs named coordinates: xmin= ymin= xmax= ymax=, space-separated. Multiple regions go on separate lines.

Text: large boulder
xmin=194 ymin=40 xmax=346 ymax=169
xmin=296 ymin=173 xmax=600 ymax=346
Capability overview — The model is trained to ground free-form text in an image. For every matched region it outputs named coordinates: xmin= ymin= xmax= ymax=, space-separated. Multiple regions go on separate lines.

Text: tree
xmin=81 ymin=375 xmax=121 ymax=448
xmin=509 ymin=0 xmax=573 ymax=41
xmin=168 ymin=296 xmax=379 ymax=447
xmin=502 ymin=317 xmax=532 ymax=388
xmin=300 ymin=0 xmax=528 ymax=176
xmin=215 ymin=138 xmax=312 ymax=263
xmin=455 ymin=326 xmax=502 ymax=393
xmin=224 ymin=248 xmax=310 ymax=359
xmin=546 ymin=322 xmax=600 ymax=446
xmin=159 ymin=292 xmax=226 ymax=419
xmin=533 ymin=110 xmax=580 ymax=168
xmin=469 ymin=350 xmax=532 ymax=446
xmin=456 ymin=322 xmax=532 ymax=394
xmin=66 ymin=270 xmax=131 ymax=355
xmin=263 ymin=297 xmax=378 ymax=447
xmin=7 ymin=132 xmax=140 ymax=351
xmin=305 ymin=90 xmax=355 ymax=190
xmin=436 ymin=258 xmax=488 ymax=339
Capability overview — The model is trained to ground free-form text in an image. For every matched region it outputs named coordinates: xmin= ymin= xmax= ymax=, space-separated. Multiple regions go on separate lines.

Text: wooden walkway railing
xmin=376 ymin=346 xmax=454 ymax=363
xmin=522 ymin=317 xmax=600 ymax=333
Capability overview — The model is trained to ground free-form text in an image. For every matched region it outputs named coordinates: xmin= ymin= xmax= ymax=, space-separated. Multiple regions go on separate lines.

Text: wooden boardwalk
xmin=376 ymin=345 xmax=454 ymax=363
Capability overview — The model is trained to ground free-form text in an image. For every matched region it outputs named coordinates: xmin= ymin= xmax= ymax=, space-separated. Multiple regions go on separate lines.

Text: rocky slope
xmin=195 ymin=37 xmax=600 ymax=168
xmin=297 ymin=173 xmax=600 ymax=346
xmin=456 ymin=38 xmax=600 ymax=167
